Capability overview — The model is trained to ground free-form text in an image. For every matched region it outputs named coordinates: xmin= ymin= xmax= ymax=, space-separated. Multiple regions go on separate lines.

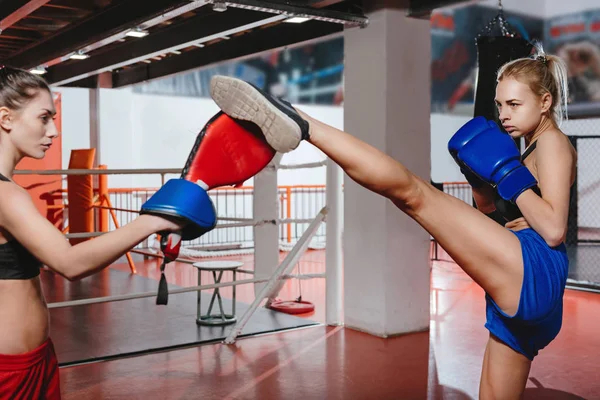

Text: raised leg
xmin=304 ymin=115 xmax=524 ymax=314
xmin=210 ymin=76 xmax=524 ymax=315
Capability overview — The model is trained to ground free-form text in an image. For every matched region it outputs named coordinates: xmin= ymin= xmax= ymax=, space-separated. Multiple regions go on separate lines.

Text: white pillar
xmin=343 ymin=7 xmax=431 ymax=336
xmin=89 ymin=89 xmax=100 ymax=167
xmin=326 ymin=158 xmax=344 ymax=325
xmin=90 ymin=72 xmax=113 ymax=167
xmin=253 ymin=154 xmax=282 ymax=295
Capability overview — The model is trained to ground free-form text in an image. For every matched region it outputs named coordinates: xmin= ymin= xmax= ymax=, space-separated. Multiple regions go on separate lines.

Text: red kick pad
xmin=182 ymin=111 xmax=276 ymax=189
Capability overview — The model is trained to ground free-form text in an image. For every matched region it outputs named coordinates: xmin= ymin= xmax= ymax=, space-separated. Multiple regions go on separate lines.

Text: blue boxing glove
xmin=140 ymin=178 xmax=217 ymax=240
xmin=448 ymin=120 xmax=487 ymax=188
xmin=448 ymin=117 xmax=537 ymax=202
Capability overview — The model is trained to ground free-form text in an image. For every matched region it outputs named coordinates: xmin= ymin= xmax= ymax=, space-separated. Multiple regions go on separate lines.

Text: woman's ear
xmin=540 ymin=92 xmax=552 ymax=114
xmin=0 ymin=107 xmax=12 ymax=132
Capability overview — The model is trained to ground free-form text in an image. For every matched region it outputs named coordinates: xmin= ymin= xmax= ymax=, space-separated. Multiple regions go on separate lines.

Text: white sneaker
xmin=210 ymin=75 xmax=310 ymax=153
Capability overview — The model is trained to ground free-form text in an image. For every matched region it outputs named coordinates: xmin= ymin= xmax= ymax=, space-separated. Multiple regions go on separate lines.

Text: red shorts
xmin=0 ymin=338 xmax=61 ymax=400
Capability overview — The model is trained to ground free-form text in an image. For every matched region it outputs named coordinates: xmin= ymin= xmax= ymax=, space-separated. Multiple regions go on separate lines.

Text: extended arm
xmin=0 ymin=184 xmax=171 ymax=281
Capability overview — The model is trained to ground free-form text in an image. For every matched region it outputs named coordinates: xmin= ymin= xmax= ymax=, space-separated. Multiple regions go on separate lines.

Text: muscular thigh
xmin=397 ymin=179 xmax=524 ymax=314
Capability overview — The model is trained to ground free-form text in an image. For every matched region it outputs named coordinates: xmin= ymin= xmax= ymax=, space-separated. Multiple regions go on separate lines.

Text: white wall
xmin=97 ymin=88 xmax=141 ymax=189
xmin=56 ymin=87 xmax=92 ymax=169
xmin=57 ymin=87 xmax=338 ymax=189
xmin=278 ymin=104 xmax=342 ymax=186
xmin=430 ymin=113 xmax=470 ymax=183
xmin=127 ymin=89 xmax=222 ymax=189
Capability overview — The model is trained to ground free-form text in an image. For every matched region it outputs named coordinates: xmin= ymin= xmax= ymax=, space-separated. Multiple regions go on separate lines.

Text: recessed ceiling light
xmin=70 ymin=51 xmax=89 ymax=60
xmin=126 ymin=28 xmax=149 ymax=38
xmin=285 ymin=17 xmax=310 ymax=23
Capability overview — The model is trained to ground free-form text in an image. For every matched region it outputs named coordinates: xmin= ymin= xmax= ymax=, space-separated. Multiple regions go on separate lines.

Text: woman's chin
xmin=27 ymin=151 xmax=46 ymax=160
xmin=507 ymin=131 xmax=522 ymax=139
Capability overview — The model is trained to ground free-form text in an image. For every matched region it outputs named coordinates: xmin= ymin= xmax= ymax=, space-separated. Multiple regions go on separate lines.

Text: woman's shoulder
xmin=537 ymin=128 xmax=574 ymax=151
xmin=0 ymin=182 xmax=34 ymax=235
xmin=535 ymin=128 xmax=577 ymax=169
xmin=0 ymin=182 xmax=32 ymax=210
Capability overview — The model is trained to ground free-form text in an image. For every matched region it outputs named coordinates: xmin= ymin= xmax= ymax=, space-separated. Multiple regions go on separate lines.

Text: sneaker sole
xmin=210 ymin=76 xmax=302 ymax=153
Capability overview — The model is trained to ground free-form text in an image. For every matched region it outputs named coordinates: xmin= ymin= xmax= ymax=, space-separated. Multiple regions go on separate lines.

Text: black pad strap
xmin=156 ymin=260 xmax=169 ymax=305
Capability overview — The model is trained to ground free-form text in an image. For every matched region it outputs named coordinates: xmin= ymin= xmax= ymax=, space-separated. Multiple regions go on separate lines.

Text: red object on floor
xmin=269 ymin=299 xmax=315 ymax=314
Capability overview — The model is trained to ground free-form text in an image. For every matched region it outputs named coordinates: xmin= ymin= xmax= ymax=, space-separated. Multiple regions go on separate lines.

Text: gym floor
xmin=55 ymin=249 xmax=599 ymax=399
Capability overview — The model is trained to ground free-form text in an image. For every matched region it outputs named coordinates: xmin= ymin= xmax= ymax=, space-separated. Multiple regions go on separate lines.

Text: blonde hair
xmin=497 ymin=41 xmax=569 ymax=126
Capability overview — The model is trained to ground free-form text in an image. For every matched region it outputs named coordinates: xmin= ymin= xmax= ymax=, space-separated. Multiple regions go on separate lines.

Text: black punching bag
xmin=473 ymin=36 xmax=532 ymax=123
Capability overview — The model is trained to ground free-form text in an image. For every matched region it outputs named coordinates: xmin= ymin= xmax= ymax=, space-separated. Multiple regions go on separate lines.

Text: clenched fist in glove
xmin=448 ymin=116 xmax=537 ymax=203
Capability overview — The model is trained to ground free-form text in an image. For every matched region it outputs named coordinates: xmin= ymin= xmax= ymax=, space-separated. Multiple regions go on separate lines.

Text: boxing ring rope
xmin=61 ymin=216 xmax=320 ymax=240
xmin=14 ymin=161 xmax=327 ymax=176
xmin=15 ymin=167 xmax=179 ymax=188
xmin=47 ymin=250 xmax=326 ymax=310
xmin=19 ymin=160 xmax=342 ymax=337
xmin=277 ymin=160 xmax=327 ymax=169
xmin=17 ymin=165 xmax=326 ymax=249
xmin=15 ymin=168 xmax=182 ymax=175
xmin=128 ymin=248 xmax=256 ymax=276
xmin=47 ymin=208 xmax=327 ymax=320
xmin=47 ymin=277 xmax=270 ymax=309
xmin=130 ymin=245 xmax=325 ymax=279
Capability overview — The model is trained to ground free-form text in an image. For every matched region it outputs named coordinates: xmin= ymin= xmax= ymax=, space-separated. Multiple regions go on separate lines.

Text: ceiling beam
xmin=3 ymin=0 xmax=191 ymax=69
xmin=0 ymin=27 xmax=42 ymax=40
xmin=46 ymin=8 xmax=285 ymax=86
xmin=43 ymin=2 xmax=95 ymax=12
xmin=0 ymin=0 xmax=32 ymax=21
xmin=110 ymin=19 xmax=342 ymax=88
xmin=0 ymin=0 xmax=51 ymax=32
xmin=26 ymin=5 xmax=89 ymax=20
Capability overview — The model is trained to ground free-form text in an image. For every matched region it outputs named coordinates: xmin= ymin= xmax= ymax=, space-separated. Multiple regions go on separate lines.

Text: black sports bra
xmin=492 ymin=142 xmax=540 ymax=222
xmin=0 ymin=173 xmax=42 ymax=280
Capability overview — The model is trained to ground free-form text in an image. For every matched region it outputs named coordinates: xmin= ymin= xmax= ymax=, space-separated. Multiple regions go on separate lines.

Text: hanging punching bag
xmin=473 ymin=35 xmax=532 ymax=123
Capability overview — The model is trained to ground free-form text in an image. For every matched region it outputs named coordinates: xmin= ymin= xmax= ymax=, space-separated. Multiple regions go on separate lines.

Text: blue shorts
xmin=484 ymin=228 xmax=569 ymax=360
